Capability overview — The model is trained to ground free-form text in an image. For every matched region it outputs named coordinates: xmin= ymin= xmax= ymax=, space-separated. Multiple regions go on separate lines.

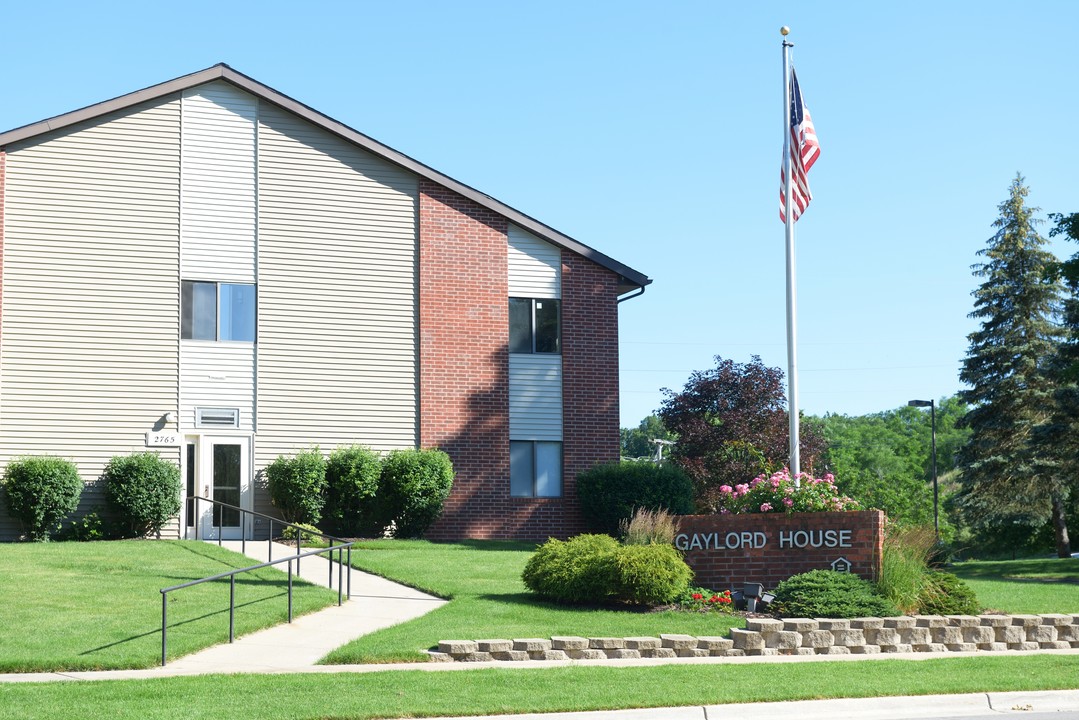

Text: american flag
xmin=779 ymin=68 xmax=820 ymax=223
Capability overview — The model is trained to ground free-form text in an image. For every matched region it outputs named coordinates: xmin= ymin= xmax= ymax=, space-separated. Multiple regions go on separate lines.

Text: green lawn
xmin=3 ymin=655 xmax=1079 ymax=720
xmin=0 ymin=540 xmax=338 ymax=672
xmin=322 ymin=539 xmax=741 ymax=664
xmin=950 ymin=557 xmax=1079 ymax=614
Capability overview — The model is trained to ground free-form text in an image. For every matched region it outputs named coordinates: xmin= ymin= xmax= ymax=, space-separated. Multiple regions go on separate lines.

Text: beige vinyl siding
xmin=508 ymin=355 xmax=563 ymax=441
xmin=508 ymin=225 xmax=561 ymax=298
xmin=179 ymin=343 xmax=256 ymax=431
xmin=180 ymin=82 xmax=257 ymax=283
xmin=0 ymin=98 xmax=182 ymax=539
xmin=254 ymin=104 xmax=417 ymax=509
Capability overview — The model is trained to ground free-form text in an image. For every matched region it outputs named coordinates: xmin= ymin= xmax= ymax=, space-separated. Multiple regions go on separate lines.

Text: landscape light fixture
xmin=743 ymin=582 xmax=765 ymax=612
xmin=907 ymin=399 xmax=939 ymax=539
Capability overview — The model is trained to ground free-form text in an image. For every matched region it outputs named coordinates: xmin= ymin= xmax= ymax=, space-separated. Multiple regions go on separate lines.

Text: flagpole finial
xmin=780 ymin=26 xmax=790 ymax=36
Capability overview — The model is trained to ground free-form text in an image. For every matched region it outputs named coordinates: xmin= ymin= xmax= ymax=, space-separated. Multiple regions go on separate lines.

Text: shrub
xmin=877 ymin=524 xmax=936 ymax=613
xmin=620 ymin=507 xmax=680 ymax=546
xmin=576 ymin=462 xmax=694 ymax=536
xmin=103 ymin=452 xmax=181 ymax=538
xmin=522 ymin=534 xmax=620 ymax=604
xmin=772 ymin=569 xmax=898 ymax=618
xmin=522 ymin=534 xmax=693 ymax=606
xmin=323 ymin=445 xmax=381 ymax=536
xmin=608 ymin=543 xmax=693 ymax=604
xmin=280 ymin=522 xmax=326 ymax=546
xmin=59 ymin=510 xmax=107 ymax=542
xmin=713 ymin=469 xmax=860 ymax=514
xmin=375 ymin=448 xmax=454 ymax=538
xmin=266 ymin=448 xmax=327 ymax=525
xmin=2 ymin=456 xmax=83 ymax=541
xmin=918 ymin=570 xmax=980 ymax=615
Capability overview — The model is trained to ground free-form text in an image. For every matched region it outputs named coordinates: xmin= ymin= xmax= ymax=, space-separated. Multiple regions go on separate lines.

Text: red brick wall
xmin=418 ymin=180 xmax=624 ymax=541
xmin=676 ymin=511 xmax=885 ymax=590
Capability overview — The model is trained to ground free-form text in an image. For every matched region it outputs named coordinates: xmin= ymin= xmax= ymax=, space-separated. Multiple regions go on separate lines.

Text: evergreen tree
xmin=958 ymin=175 xmax=1069 ymax=556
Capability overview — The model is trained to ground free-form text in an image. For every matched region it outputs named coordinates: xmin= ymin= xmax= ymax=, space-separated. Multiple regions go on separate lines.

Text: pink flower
xmin=783 ymin=497 xmax=793 ymax=507
xmin=760 ymin=502 xmax=773 ymax=512
xmin=719 ymin=508 xmax=730 ymax=515
xmin=719 ymin=485 xmax=733 ymax=495
xmin=735 ymin=484 xmax=749 ymax=496
xmin=771 ymin=477 xmax=781 ymax=488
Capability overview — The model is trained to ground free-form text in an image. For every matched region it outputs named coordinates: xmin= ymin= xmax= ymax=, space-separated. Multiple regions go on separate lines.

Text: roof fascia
xmin=0 ymin=64 xmax=651 ymax=290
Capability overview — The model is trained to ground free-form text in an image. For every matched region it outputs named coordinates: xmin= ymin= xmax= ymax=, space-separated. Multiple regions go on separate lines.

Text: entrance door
xmin=196 ymin=436 xmax=251 ymax=540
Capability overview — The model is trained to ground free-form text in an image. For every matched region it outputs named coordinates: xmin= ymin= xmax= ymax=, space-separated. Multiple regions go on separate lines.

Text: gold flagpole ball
xmin=780 ymin=26 xmax=790 ymax=36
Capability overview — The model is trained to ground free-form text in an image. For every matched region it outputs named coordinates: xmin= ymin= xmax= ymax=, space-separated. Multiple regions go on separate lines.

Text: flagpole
xmin=781 ymin=26 xmax=801 ymax=485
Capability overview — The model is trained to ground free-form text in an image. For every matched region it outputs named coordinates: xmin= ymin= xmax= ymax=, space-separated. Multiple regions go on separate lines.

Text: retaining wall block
xmin=1039 ymin=614 xmax=1073 ymax=627
xmin=551 ymin=636 xmax=589 ymax=651
xmin=566 ymin=649 xmax=607 ymax=660
xmin=817 ymin=646 xmax=851 ymax=655
xmin=513 ymin=639 xmax=552 ymax=652
xmin=1011 ymin=615 xmax=1043 ymax=628
xmin=998 ymin=626 xmax=1026 ymax=644
xmin=782 ymin=618 xmax=819 ymax=632
xmin=439 ymin=640 xmax=478 ymax=654
xmin=801 ymin=630 xmax=835 ymax=649
xmin=817 ymin=619 xmax=850 ymax=631
xmin=986 ymin=643 xmax=1008 ymax=652
xmin=851 ymin=618 xmax=885 ymax=630
xmin=459 ymin=652 xmax=495 ymax=662
xmin=697 ymin=637 xmax=735 ymax=652
xmin=979 ymin=615 xmax=1013 ymax=628
xmin=427 ymin=651 xmax=454 ymax=662
xmin=944 ymin=643 xmax=977 ymax=652
xmin=884 ymin=616 xmax=917 ymax=629
xmin=1057 ymin=626 xmax=1079 ymax=642
xmin=606 ymin=648 xmax=641 ymax=659
xmin=946 ymin=615 xmax=981 ymax=628
xmin=931 ymin=626 xmax=962 ymax=645
xmin=794 ymin=647 xmax=816 ymax=656
xmin=650 ymin=648 xmax=678 ymax=659
xmin=477 ymin=639 xmax=513 ymax=652
xmin=962 ymin=626 xmax=994 ymax=645
xmin=881 ymin=644 xmax=913 ymax=653
xmin=624 ymin=637 xmax=661 ymax=651
xmin=767 ymin=631 xmax=803 ymax=650
xmin=914 ymin=615 xmax=947 ymax=628
xmin=900 ymin=627 xmax=931 ymax=645
xmin=588 ymin=637 xmax=625 ymax=650
xmin=1027 ymin=626 xmax=1057 ymax=644
xmin=493 ymin=650 xmax=531 ymax=661
xmin=851 ymin=645 xmax=881 ymax=654
xmin=1040 ymin=641 xmax=1073 ymax=650
xmin=745 ymin=618 xmax=785 ymax=633
xmin=746 ymin=648 xmax=780 ymax=656
xmin=724 ymin=648 xmax=746 ymax=657
xmin=730 ymin=629 xmax=765 ymax=651
xmin=1009 ymin=642 xmax=1041 ymax=651
xmin=912 ymin=643 xmax=947 ymax=652
xmin=677 ymin=648 xmax=712 ymax=658
xmin=660 ymin=634 xmax=699 ymax=650
xmin=535 ymin=650 xmax=569 ymax=661
xmin=866 ymin=628 xmax=899 ymax=646
xmin=832 ymin=629 xmax=866 ymax=647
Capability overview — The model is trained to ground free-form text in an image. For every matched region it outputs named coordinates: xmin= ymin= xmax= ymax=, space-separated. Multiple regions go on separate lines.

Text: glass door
xmin=198 ymin=436 xmax=251 ymax=540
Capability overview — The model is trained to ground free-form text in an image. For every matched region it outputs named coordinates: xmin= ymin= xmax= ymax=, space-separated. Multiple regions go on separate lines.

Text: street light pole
xmin=908 ymin=399 xmax=938 ymax=539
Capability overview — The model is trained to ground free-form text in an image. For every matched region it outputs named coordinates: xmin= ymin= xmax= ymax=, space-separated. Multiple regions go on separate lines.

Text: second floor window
xmin=182 ymin=281 xmax=256 ymax=342
xmin=509 ymin=298 xmax=560 ymax=354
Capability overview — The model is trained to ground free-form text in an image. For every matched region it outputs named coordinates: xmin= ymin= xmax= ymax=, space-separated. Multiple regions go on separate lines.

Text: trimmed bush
xmin=576 ymin=462 xmax=694 ymax=536
xmin=522 ymin=534 xmax=692 ymax=606
xmin=323 ymin=445 xmax=381 ymax=536
xmin=375 ymin=448 xmax=454 ymax=538
xmin=772 ymin=569 xmax=899 ymax=618
xmin=280 ymin=522 xmax=326 ymax=546
xmin=522 ymin=534 xmax=621 ymax=604
xmin=103 ymin=452 xmax=181 ymax=538
xmin=266 ymin=448 xmax=327 ymax=525
xmin=609 ymin=543 xmax=693 ymax=604
xmin=2 ymin=456 xmax=83 ymax=541
xmin=918 ymin=570 xmax=980 ymax=615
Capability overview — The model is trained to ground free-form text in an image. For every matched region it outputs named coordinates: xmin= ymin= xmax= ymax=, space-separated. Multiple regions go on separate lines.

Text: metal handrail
xmin=159 ymin=542 xmax=353 ymax=666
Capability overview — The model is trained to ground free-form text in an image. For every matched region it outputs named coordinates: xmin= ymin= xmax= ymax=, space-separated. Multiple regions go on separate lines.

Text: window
xmin=182 ymin=281 xmax=256 ymax=341
xmin=510 ymin=440 xmax=562 ymax=497
xmin=509 ymin=298 xmax=560 ymax=354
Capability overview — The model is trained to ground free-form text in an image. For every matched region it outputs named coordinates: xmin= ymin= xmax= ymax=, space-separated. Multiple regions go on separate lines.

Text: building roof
xmin=0 ymin=63 xmax=651 ymax=293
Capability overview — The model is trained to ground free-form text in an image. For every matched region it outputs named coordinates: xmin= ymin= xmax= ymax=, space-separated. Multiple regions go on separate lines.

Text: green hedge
xmin=576 ymin=462 xmax=694 ymax=536
xmin=522 ymin=534 xmax=692 ymax=606
xmin=103 ymin=452 xmax=181 ymax=538
xmin=918 ymin=570 xmax=980 ymax=615
xmin=323 ymin=445 xmax=381 ymax=536
xmin=266 ymin=448 xmax=327 ymax=525
xmin=375 ymin=449 xmax=454 ymax=538
xmin=2 ymin=456 xmax=83 ymax=541
xmin=771 ymin=569 xmax=898 ymax=618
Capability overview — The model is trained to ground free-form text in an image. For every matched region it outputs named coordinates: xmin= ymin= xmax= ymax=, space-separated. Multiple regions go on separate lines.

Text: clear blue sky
xmin=2 ymin=1 xmax=1074 ymax=427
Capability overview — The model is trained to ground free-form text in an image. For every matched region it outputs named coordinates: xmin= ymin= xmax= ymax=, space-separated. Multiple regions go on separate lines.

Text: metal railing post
xmin=347 ymin=545 xmax=352 ymax=599
xmin=217 ymin=505 xmax=222 ymax=546
xmin=337 ymin=547 xmax=343 ymax=606
xmin=327 ymin=548 xmax=333 ymax=589
xmin=287 ymin=559 xmax=294 ymax=623
xmin=229 ymin=575 xmax=236 ymax=643
xmin=268 ymin=519 xmax=273 ymax=562
xmin=161 ymin=592 xmax=168 ymax=667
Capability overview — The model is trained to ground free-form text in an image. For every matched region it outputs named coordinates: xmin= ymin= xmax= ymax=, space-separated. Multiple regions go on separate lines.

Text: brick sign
xmin=676 ymin=510 xmax=884 ymax=590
